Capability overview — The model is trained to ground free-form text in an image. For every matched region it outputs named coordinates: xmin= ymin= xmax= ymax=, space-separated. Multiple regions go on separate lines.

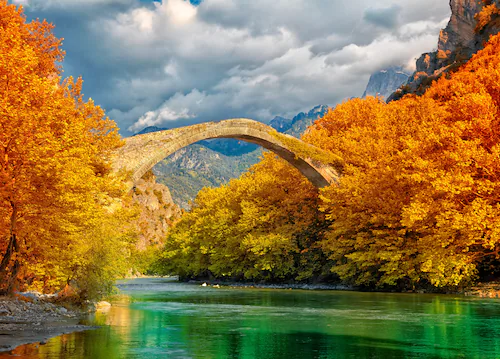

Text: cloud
xmin=15 ymin=0 xmax=135 ymax=8
xmin=16 ymin=0 xmax=451 ymax=136
xmin=129 ymin=104 xmax=195 ymax=132
xmin=163 ymin=0 xmax=197 ymax=25
xmin=364 ymin=5 xmax=402 ymax=29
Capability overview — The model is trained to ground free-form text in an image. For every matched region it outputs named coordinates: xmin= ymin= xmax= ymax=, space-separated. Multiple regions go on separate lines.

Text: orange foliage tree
xmin=0 ymin=1 xmax=125 ymax=295
xmin=304 ymin=33 xmax=500 ymax=289
xmin=475 ymin=0 xmax=500 ymax=33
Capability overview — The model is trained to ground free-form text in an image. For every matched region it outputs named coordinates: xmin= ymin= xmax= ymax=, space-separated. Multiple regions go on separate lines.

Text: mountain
xmin=134 ymin=125 xmax=168 ymax=135
xmin=362 ymin=66 xmax=410 ymax=101
xmin=390 ymin=0 xmax=500 ymax=100
xmin=141 ymin=105 xmax=329 ymax=209
xmin=153 ymin=144 xmax=262 ymax=209
xmin=269 ymin=116 xmax=293 ymax=133
xmin=197 ymin=139 xmax=258 ymax=156
xmin=285 ymin=105 xmax=330 ymax=138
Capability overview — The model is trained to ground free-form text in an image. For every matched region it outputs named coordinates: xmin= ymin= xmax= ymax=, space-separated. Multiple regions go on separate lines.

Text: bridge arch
xmin=112 ymin=119 xmax=340 ymax=190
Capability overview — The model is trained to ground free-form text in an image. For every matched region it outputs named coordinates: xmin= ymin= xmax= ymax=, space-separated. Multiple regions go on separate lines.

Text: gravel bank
xmin=0 ymin=295 xmax=94 ymax=353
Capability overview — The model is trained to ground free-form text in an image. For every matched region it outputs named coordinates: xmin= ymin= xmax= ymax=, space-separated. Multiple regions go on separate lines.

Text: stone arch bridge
xmin=111 ymin=119 xmax=342 ymax=191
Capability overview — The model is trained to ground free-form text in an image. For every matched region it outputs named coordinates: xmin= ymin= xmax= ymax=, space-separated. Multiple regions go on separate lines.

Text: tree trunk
xmin=0 ymin=202 xmax=19 ymax=294
xmin=5 ymin=259 xmax=20 ymax=294
xmin=0 ymin=233 xmax=18 ymax=275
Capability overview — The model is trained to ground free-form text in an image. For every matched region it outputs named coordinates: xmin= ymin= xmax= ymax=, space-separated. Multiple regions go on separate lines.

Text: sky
xmin=13 ymin=0 xmax=451 ymax=136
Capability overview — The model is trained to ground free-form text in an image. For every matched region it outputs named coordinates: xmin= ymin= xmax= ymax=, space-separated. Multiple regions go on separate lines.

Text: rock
xmin=58 ymin=307 xmax=68 ymax=314
xmin=16 ymin=292 xmax=40 ymax=302
xmin=0 ymin=296 xmax=89 ymax=352
xmin=390 ymin=0 xmax=500 ymax=99
xmin=5 ymin=302 xmax=16 ymax=314
xmin=131 ymin=172 xmax=181 ymax=250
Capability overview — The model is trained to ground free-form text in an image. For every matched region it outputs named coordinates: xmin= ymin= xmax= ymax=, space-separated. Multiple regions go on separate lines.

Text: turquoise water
xmin=4 ymin=277 xmax=500 ymax=358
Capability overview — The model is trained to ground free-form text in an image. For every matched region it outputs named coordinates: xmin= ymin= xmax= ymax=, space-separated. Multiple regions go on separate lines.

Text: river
xmin=3 ymin=277 xmax=500 ymax=358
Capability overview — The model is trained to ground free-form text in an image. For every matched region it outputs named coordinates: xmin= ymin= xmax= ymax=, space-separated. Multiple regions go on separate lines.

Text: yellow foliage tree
xmin=159 ymin=153 xmax=331 ymax=282
xmin=0 ymin=2 xmax=128 ymax=297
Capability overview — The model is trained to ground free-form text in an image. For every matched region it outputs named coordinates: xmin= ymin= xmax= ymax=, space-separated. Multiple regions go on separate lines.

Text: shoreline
xmin=0 ymin=296 xmax=96 ymax=353
xmin=180 ymin=278 xmax=500 ymax=297
xmin=190 ymin=280 xmax=356 ymax=291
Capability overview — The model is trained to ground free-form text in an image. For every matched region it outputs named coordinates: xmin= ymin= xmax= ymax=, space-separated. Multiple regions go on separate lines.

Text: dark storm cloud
xmin=363 ymin=5 xmax=401 ymax=29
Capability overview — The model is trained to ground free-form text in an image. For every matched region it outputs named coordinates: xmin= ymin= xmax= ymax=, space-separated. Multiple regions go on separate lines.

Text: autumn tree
xmin=158 ymin=153 xmax=332 ymax=282
xmin=0 ymin=1 xmax=127 ymax=297
xmin=303 ymin=32 xmax=500 ymax=289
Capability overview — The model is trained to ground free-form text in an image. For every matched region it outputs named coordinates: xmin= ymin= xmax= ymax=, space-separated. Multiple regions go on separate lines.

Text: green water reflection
xmin=4 ymin=278 xmax=500 ymax=358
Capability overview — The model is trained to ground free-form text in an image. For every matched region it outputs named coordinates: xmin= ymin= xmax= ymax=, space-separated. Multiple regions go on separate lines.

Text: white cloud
xmin=129 ymin=104 xmax=195 ymax=132
xmin=398 ymin=18 xmax=449 ymax=39
xmin=162 ymin=0 xmax=197 ymax=26
xmin=116 ymin=7 xmax=155 ymax=33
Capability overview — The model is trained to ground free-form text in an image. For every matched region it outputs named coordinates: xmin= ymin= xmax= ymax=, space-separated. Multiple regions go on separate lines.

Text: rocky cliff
xmin=362 ymin=66 xmax=410 ymax=101
xmin=391 ymin=0 xmax=500 ymax=99
xmin=131 ymin=171 xmax=180 ymax=249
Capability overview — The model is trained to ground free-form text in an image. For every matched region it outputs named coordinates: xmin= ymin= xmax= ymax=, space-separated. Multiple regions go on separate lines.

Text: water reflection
xmin=3 ymin=278 xmax=500 ymax=359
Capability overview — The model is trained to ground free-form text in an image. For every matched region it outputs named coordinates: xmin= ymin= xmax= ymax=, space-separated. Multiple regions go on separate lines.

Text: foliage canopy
xmin=0 ymin=1 xmax=134 ymax=299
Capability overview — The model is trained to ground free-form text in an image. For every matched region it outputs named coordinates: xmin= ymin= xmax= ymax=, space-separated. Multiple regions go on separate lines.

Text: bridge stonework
xmin=111 ymin=119 xmax=339 ymax=191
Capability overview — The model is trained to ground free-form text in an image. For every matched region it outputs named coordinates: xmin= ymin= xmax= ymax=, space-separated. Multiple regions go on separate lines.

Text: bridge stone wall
xmin=111 ymin=119 xmax=339 ymax=190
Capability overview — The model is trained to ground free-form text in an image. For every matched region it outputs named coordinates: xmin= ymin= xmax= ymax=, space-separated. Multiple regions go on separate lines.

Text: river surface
xmin=4 ymin=277 xmax=500 ymax=358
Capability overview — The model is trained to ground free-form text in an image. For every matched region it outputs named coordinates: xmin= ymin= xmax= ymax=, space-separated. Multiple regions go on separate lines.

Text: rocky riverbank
xmin=185 ymin=279 xmax=355 ymax=291
xmin=0 ymin=295 xmax=94 ymax=353
xmin=188 ymin=279 xmax=500 ymax=297
xmin=465 ymin=282 xmax=500 ymax=298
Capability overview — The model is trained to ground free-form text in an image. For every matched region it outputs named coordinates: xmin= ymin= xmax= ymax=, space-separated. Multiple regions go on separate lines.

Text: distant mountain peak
xmin=269 ymin=116 xmax=292 ymax=132
xmin=134 ymin=125 xmax=169 ymax=136
xmin=362 ymin=66 xmax=410 ymax=101
xmin=307 ymin=104 xmax=330 ymax=116
xmin=284 ymin=105 xmax=329 ymax=138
